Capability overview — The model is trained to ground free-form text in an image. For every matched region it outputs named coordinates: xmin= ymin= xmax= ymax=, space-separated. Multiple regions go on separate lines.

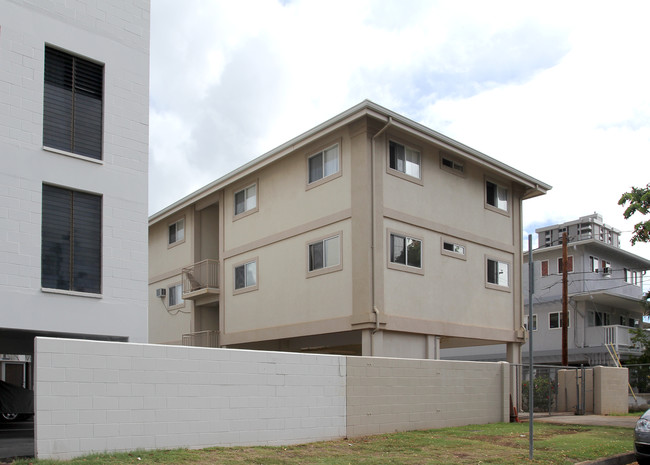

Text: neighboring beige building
xmin=148 ymin=101 xmax=550 ymax=361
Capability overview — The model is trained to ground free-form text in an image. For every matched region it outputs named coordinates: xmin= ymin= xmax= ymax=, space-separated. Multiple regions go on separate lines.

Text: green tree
xmin=619 ymin=183 xmax=650 ymax=312
xmin=619 ymin=183 xmax=650 ymax=245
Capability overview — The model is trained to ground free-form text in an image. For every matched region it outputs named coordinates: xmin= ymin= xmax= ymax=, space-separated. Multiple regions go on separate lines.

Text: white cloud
xmin=149 ymin=0 xmax=650 ymax=261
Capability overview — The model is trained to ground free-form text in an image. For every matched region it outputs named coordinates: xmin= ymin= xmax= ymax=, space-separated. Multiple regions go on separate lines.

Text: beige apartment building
xmin=148 ymin=101 xmax=550 ymax=361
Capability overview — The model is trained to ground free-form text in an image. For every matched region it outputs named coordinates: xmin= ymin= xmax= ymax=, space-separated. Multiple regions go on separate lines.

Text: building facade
xmin=523 ymin=213 xmax=649 ymax=365
xmin=148 ymin=101 xmax=550 ymax=361
xmin=0 ymin=0 xmax=150 ymax=370
xmin=443 ymin=213 xmax=650 ymax=365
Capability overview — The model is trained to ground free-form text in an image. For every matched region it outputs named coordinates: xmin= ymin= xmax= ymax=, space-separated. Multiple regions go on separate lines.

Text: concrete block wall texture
xmin=34 ymin=338 xmax=347 ymax=460
xmin=593 ymin=366 xmax=628 ymax=415
xmin=346 ymin=357 xmax=510 ymax=437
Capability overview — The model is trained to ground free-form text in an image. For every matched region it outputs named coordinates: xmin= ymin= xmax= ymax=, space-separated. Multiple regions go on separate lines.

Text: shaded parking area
xmin=0 ymin=418 xmax=33 ymax=462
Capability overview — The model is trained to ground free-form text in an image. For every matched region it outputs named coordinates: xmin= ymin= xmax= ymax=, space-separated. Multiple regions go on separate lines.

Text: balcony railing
xmin=585 ymin=325 xmax=642 ymax=352
xmin=182 ymin=259 xmax=219 ymax=297
xmin=182 ymin=330 xmax=219 ymax=348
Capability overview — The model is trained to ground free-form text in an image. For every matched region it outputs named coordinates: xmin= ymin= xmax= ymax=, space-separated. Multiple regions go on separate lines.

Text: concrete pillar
xmin=362 ymin=329 xmax=383 ymax=357
xmin=426 ymin=335 xmax=440 ymax=360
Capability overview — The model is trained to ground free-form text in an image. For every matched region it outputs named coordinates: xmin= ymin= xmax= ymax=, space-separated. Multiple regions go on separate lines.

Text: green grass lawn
xmin=13 ymin=422 xmax=633 ymax=465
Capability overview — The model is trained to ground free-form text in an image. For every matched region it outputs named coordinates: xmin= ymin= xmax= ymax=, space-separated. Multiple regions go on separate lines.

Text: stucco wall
xmin=34 ymin=337 xmax=514 ymax=460
xmin=594 ymin=366 xmax=628 ymax=414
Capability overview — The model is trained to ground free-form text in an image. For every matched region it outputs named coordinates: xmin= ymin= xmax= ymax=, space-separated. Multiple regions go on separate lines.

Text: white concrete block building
xmin=0 ymin=0 xmax=150 ymax=377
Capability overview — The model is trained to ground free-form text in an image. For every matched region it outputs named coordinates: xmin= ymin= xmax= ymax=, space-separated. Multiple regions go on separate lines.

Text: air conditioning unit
xmin=603 ymin=267 xmax=611 ymax=275
xmin=155 ymin=288 xmax=167 ymax=298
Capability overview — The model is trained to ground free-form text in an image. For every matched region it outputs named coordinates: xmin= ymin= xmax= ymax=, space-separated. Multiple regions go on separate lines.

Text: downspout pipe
xmin=370 ymin=117 xmax=393 ymax=345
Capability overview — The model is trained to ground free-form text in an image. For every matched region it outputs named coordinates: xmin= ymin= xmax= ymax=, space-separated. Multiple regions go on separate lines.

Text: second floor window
xmin=168 ymin=284 xmax=183 ymax=307
xmin=41 ymin=184 xmax=102 ymax=294
xmin=234 ymin=184 xmax=257 ymax=216
xmin=486 ymin=258 xmax=509 ymax=288
xmin=558 ymin=256 xmax=574 ymax=273
xmin=390 ymin=233 xmax=422 ymax=269
xmin=234 ymin=260 xmax=257 ymax=291
xmin=486 ymin=180 xmax=508 ymax=212
xmin=43 ymin=46 xmax=104 ymax=160
xmin=549 ymin=311 xmax=570 ymax=329
xmin=308 ymin=235 xmax=341 ymax=272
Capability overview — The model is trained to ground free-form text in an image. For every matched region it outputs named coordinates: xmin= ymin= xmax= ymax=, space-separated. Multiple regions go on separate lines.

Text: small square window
xmin=308 ymin=234 xmax=341 ymax=273
xmin=308 ymin=144 xmax=339 ymax=184
xmin=389 ymin=140 xmax=421 ymax=179
xmin=486 ymin=258 xmax=509 ymax=289
xmin=441 ymin=156 xmax=464 ymax=176
xmin=485 ymin=180 xmax=508 ymax=213
xmin=558 ymin=255 xmax=574 ymax=273
xmin=234 ymin=260 xmax=257 ymax=293
xmin=234 ymin=183 xmax=257 ymax=217
xmin=390 ymin=233 xmax=422 ymax=269
xmin=168 ymin=218 xmax=185 ymax=245
xmin=168 ymin=283 xmax=184 ymax=307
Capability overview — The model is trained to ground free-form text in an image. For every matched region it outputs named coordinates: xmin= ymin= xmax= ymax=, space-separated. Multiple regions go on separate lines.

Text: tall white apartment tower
xmin=0 ymin=0 xmax=150 ymax=371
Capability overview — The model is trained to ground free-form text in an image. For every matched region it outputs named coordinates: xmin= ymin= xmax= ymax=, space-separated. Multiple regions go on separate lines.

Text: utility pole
xmin=562 ymin=231 xmax=568 ymax=367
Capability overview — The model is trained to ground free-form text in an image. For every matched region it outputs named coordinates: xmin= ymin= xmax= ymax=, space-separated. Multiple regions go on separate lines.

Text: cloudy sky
xmin=149 ymin=0 xmax=650 ymax=260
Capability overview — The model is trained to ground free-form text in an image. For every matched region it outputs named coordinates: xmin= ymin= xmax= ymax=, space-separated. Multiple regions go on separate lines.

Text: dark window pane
xmin=309 ymin=242 xmax=324 ymax=271
xmin=42 ymin=185 xmax=72 ymax=290
xmin=234 ymin=190 xmax=245 ymax=215
xmin=486 ymin=181 xmax=496 ymax=207
xmin=487 ymin=259 xmax=498 ymax=284
xmin=389 ymin=141 xmax=405 ymax=172
xmin=72 ymin=191 xmax=101 ymax=293
xmin=308 ymin=153 xmax=323 ymax=183
xmin=235 ymin=265 xmax=245 ymax=289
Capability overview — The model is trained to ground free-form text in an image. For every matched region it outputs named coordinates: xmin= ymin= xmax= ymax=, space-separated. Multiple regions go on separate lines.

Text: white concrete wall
xmin=34 ymin=337 xmax=347 ymax=460
xmin=0 ymin=0 xmax=149 ymax=343
xmin=594 ymin=366 xmax=628 ymax=415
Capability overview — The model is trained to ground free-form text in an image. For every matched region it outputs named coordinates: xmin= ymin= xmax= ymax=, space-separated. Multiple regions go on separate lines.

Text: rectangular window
xmin=625 ymin=269 xmax=639 ymax=285
xmin=41 ymin=184 xmax=102 ymax=294
xmin=486 ymin=258 xmax=509 ymax=288
xmin=308 ymin=144 xmax=339 ymax=184
xmin=441 ymin=239 xmax=466 ymax=260
xmin=441 ymin=156 xmax=464 ymax=175
xmin=234 ymin=184 xmax=257 ymax=216
xmin=234 ymin=260 xmax=257 ymax=291
xmin=524 ymin=314 xmax=537 ymax=331
xmin=590 ymin=256 xmax=599 ymax=273
xmin=308 ymin=235 xmax=341 ymax=273
xmin=602 ymin=260 xmax=611 ymax=275
xmin=168 ymin=218 xmax=184 ymax=245
xmin=168 ymin=283 xmax=183 ymax=307
xmin=485 ymin=180 xmax=508 ymax=212
xmin=43 ymin=46 xmax=104 ymax=160
xmin=390 ymin=233 xmax=422 ymax=269
xmin=541 ymin=260 xmax=549 ymax=277
xmin=558 ymin=255 xmax=574 ymax=273
xmin=389 ymin=140 xmax=421 ymax=179
xmin=549 ymin=312 xmax=569 ymax=329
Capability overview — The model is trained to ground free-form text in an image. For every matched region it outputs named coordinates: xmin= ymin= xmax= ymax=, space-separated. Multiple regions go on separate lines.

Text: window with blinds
xmin=41 ymin=184 xmax=102 ymax=294
xmin=43 ymin=46 xmax=104 ymax=160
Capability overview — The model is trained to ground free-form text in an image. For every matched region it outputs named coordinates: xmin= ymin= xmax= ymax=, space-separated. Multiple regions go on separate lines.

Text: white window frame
xmin=306 ymin=142 xmax=341 ymax=189
xmin=441 ymin=237 xmax=466 ymax=260
xmin=307 ymin=232 xmax=343 ymax=277
xmin=233 ymin=258 xmax=258 ymax=295
xmin=549 ymin=311 xmax=570 ymax=329
xmin=387 ymin=230 xmax=424 ymax=275
xmin=485 ymin=257 xmax=510 ymax=291
xmin=440 ymin=154 xmax=465 ymax=177
xmin=233 ymin=182 xmax=258 ymax=219
xmin=387 ymin=139 xmax=423 ymax=184
xmin=625 ymin=268 xmax=639 ymax=286
xmin=168 ymin=217 xmax=185 ymax=247
xmin=168 ymin=283 xmax=184 ymax=308
xmin=590 ymin=256 xmax=599 ymax=273
xmin=557 ymin=255 xmax=574 ymax=274
xmin=485 ymin=179 xmax=509 ymax=215
xmin=524 ymin=314 xmax=537 ymax=331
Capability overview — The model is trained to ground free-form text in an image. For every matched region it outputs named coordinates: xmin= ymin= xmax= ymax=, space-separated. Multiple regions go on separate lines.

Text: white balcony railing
xmin=585 ymin=325 xmax=642 ymax=352
xmin=182 ymin=330 xmax=219 ymax=348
